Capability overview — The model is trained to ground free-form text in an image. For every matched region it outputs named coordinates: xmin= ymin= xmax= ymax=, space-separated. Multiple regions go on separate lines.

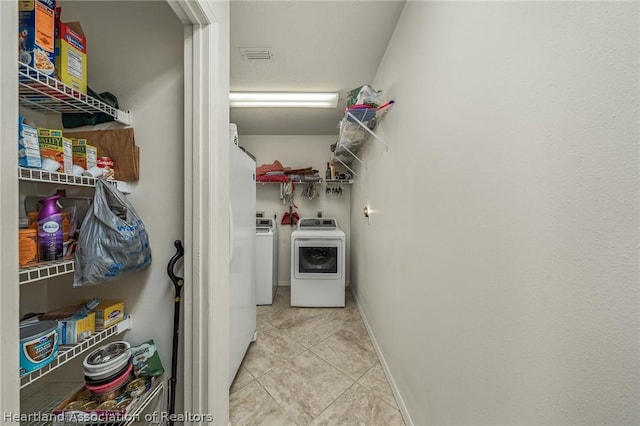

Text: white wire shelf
xmin=323 ymin=179 xmax=354 ymax=184
xmin=19 ymin=168 xmax=97 ymax=187
xmin=19 ymin=260 xmax=75 ymax=285
xmin=256 ymin=179 xmax=353 ymax=184
xmin=20 ymin=317 xmax=133 ymax=389
xmin=18 ymin=62 xmax=131 ymax=126
xmin=20 ymin=373 xmax=164 ymax=426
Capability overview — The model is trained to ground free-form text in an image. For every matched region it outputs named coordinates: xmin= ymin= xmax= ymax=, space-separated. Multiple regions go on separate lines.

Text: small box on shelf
xmin=19 ymin=0 xmax=57 ymax=76
xmin=93 ymin=300 xmax=125 ymax=331
xmin=38 ymin=128 xmax=72 ymax=174
xmin=55 ymin=21 xmax=87 ymax=93
xmin=39 ymin=303 xmax=96 ymax=345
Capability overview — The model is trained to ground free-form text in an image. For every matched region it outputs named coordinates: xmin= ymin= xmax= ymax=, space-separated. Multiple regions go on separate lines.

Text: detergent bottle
xmin=37 ymin=194 xmax=63 ymax=261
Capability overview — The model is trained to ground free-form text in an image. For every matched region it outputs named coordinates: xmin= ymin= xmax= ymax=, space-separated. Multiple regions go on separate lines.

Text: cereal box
xmin=38 ymin=128 xmax=72 ymax=173
xmin=71 ymin=138 xmax=97 ymax=170
xmin=18 ymin=116 xmax=41 ymax=168
xmin=55 ymin=21 xmax=86 ymax=93
xmin=19 ymin=0 xmax=57 ymax=76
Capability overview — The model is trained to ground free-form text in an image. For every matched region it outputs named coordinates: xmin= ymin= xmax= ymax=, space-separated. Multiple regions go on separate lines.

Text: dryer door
xmin=293 ymin=238 xmax=343 ymax=280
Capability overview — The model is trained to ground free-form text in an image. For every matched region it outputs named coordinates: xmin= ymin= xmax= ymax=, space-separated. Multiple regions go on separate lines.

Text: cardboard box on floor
xmin=64 ymin=128 xmax=140 ymax=181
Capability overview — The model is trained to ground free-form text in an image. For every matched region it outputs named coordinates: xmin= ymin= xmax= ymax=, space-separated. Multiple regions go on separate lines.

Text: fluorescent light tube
xmin=229 ymin=92 xmax=339 ymax=108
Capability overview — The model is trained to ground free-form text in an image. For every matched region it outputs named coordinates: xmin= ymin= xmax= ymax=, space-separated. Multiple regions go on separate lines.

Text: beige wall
xmin=240 ymin=135 xmax=351 ymax=285
xmin=43 ymin=0 xmax=184 ymax=393
xmin=351 ymin=2 xmax=639 ymax=424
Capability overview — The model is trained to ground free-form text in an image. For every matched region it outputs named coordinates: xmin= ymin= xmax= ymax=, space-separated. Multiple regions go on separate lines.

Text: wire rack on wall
xmin=20 ymin=317 xmax=133 ymax=389
xmin=18 ymin=62 xmax=131 ymax=125
xmin=20 ymin=378 xmax=164 ymax=426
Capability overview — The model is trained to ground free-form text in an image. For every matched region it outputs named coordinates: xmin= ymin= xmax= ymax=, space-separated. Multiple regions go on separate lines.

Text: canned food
xmin=114 ymin=398 xmax=131 ymax=410
xmin=76 ymin=388 xmax=93 ymax=401
xmin=97 ymin=157 xmax=114 ymax=169
xmin=64 ymin=400 xmax=86 ymax=410
xmin=96 ymin=400 xmax=118 ymax=410
xmin=80 ymin=400 xmax=99 ymax=410
xmin=125 ymin=377 xmax=148 ymax=397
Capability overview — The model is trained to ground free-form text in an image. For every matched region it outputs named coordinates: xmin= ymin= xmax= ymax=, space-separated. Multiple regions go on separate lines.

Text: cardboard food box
xmin=94 ymin=300 xmax=125 ymax=331
xmin=39 ymin=304 xmax=95 ymax=345
xmin=55 ymin=21 xmax=87 ymax=93
xmin=71 ymin=138 xmax=97 ymax=170
xmin=18 ymin=116 xmax=41 ymax=168
xmin=19 ymin=0 xmax=57 ymax=75
xmin=58 ymin=313 xmax=95 ymax=344
xmin=38 ymin=128 xmax=72 ymax=173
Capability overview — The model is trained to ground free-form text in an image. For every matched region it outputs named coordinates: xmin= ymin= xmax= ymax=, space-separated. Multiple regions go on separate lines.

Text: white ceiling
xmin=230 ymin=1 xmax=406 ymax=135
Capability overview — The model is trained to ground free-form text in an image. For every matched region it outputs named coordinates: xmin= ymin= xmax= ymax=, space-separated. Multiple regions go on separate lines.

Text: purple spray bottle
xmin=38 ymin=194 xmax=63 ymax=261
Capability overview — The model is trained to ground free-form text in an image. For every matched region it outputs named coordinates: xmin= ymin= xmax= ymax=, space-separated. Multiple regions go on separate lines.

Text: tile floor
xmin=230 ymin=287 xmax=404 ymax=426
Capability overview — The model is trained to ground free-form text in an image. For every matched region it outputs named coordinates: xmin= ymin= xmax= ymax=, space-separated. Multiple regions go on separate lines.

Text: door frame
xmin=168 ymin=1 xmax=231 ymax=423
xmin=0 ymin=1 xmax=230 ymax=423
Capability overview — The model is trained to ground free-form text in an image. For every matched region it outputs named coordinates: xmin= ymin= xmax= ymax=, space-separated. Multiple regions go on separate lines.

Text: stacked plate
xmin=83 ymin=341 xmax=132 ymax=402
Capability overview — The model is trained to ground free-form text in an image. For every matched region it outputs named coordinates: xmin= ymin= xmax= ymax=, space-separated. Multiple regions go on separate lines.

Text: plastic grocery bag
xmin=74 ymin=180 xmax=152 ymax=287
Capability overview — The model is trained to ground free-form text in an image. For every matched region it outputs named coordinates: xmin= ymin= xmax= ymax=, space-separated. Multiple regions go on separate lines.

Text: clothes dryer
xmin=290 ymin=218 xmax=345 ymax=307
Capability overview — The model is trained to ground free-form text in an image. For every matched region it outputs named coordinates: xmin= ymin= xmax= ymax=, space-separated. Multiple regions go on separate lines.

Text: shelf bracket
xmin=346 ymin=111 xmax=389 ymax=152
xmin=341 ymin=144 xmax=363 ymax=165
xmin=334 ymin=156 xmax=358 ymax=177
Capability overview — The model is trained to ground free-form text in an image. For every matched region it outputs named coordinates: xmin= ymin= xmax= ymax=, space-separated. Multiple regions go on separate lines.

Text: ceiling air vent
xmin=239 ymin=47 xmax=273 ymax=60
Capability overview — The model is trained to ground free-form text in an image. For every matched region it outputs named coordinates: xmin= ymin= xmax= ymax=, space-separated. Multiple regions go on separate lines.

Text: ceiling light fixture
xmin=229 ymin=92 xmax=339 ymax=108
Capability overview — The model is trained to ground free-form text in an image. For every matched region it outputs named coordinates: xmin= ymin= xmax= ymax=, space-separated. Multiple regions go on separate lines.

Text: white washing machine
xmin=290 ymin=218 xmax=345 ymax=307
xmin=256 ymin=218 xmax=278 ymax=305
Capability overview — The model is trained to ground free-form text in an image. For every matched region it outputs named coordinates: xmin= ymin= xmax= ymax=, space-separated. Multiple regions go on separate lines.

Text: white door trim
xmin=168 ymin=1 xmax=230 ymax=423
xmin=0 ymin=0 xmax=20 ymax=420
xmin=0 ymin=0 xmax=229 ymax=422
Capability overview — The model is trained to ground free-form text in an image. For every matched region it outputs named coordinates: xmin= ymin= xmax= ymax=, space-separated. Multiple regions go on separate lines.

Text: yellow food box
xmin=38 ymin=128 xmax=72 ymax=173
xmin=71 ymin=138 xmax=97 ymax=169
xmin=55 ymin=21 xmax=87 ymax=93
xmin=59 ymin=313 xmax=95 ymax=344
xmin=39 ymin=304 xmax=95 ymax=344
xmin=94 ymin=300 xmax=125 ymax=331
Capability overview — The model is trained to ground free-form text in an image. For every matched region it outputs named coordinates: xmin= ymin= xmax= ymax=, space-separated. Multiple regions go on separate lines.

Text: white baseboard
xmin=352 ymin=290 xmax=414 ymax=426
xmin=278 ymin=281 xmax=351 ymax=287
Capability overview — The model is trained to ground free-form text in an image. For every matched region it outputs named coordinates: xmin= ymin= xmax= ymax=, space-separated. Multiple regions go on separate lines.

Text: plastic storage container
xmin=19 ymin=321 xmax=59 ymax=376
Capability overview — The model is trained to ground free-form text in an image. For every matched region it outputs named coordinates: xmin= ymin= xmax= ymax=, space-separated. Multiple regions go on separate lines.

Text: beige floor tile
xmin=311 ymin=383 xmax=404 ymax=426
xmin=267 ymin=305 xmax=325 ymax=329
xmin=258 ymin=350 xmax=354 ymax=425
xmin=266 ymin=304 xmax=349 ymax=348
xmin=357 ymin=363 xmax=398 ymax=409
xmin=311 ymin=329 xmax=378 ymax=381
xmin=346 ymin=316 xmax=369 ymax=338
xmin=279 ymin=314 xmax=350 ymax=348
xmin=230 ymin=365 xmax=255 ymax=394
xmin=242 ymin=324 xmax=306 ymax=379
xmin=257 ymin=287 xmax=290 ymax=321
xmin=230 ymin=381 xmax=295 ymax=426
xmin=230 ymin=287 xmax=401 ymax=426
